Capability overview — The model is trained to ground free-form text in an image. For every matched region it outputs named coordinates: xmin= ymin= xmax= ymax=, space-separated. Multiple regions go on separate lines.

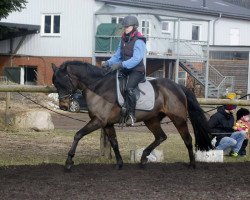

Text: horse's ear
xmin=51 ymin=63 xmax=58 ymax=73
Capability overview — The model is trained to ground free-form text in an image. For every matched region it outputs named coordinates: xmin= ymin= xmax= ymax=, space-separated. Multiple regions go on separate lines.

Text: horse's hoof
xmin=64 ymin=164 xmax=72 ymax=172
xmin=115 ymin=164 xmax=123 ymax=170
xmin=140 ymin=157 xmax=148 ymax=169
xmin=115 ymin=162 xmax=123 ymax=170
xmin=139 ymin=162 xmax=147 ymax=169
xmin=188 ymin=163 xmax=196 ymax=169
xmin=64 ymin=161 xmax=74 ymax=172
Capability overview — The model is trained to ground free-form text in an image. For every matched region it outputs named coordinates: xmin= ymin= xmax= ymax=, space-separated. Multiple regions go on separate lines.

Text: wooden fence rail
xmin=0 ymin=85 xmax=57 ymax=93
xmin=0 ymin=85 xmax=249 ymax=106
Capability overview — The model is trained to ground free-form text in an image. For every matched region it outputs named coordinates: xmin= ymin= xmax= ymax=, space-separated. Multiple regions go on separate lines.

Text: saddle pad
xmin=116 ymin=73 xmax=155 ymax=111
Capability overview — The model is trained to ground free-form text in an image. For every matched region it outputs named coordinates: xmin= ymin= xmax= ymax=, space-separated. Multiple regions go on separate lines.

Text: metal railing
xmin=95 ymin=35 xmax=121 ymax=53
xmin=208 ymin=64 xmax=235 ymax=96
xmin=95 ymin=35 xmax=236 ymax=98
xmin=216 ymin=76 xmax=235 ymax=98
xmin=95 ymin=35 xmax=208 ymax=60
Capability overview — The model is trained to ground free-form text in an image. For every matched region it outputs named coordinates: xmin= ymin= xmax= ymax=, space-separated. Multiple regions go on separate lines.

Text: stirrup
xmin=126 ymin=114 xmax=136 ymax=126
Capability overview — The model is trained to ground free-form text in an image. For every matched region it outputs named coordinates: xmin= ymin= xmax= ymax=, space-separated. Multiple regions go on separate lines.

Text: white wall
xmin=1 ymin=0 xmax=103 ymax=57
xmin=178 ymin=21 xmax=208 ymax=41
xmin=214 ymin=18 xmax=250 ymax=45
xmin=1 ymin=1 xmax=250 ymax=57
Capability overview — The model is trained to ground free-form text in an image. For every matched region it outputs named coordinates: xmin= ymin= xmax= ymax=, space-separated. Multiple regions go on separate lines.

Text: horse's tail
xmin=180 ymin=85 xmax=213 ymax=151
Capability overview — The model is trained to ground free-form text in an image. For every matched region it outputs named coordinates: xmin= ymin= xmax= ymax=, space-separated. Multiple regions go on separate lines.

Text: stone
xmin=14 ymin=110 xmax=54 ymax=131
xmin=130 ymin=148 xmax=164 ymax=163
xmin=195 ymin=150 xmax=223 ymax=163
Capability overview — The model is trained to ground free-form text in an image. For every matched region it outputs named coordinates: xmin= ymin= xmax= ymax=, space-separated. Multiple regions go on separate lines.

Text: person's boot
xmin=125 ymin=88 xmax=137 ymax=126
xmin=238 ymin=139 xmax=248 ymax=156
xmin=126 ymin=113 xmax=136 ymax=126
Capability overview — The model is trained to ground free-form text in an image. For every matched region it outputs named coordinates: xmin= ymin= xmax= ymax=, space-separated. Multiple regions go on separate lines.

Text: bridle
xmin=58 ymin=73 xmax=76 ymax=100
xmin=58 ymin=67 xmax=113 ymax=100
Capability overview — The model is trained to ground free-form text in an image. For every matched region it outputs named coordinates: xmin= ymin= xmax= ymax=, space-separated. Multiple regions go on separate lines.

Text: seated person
xmin=235 ymin=108 xmax=250 ymax=156
xmin=208 ymin=102 xmax=246 ymax=157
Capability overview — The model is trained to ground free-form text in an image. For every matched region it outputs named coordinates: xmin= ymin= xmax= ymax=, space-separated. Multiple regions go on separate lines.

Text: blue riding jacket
xmin=107 ymin=37 xmax=146 ymax=70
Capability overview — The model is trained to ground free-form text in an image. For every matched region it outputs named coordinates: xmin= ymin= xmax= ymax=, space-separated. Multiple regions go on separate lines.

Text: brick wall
xmin=210 ymin=60 xmax=249 ymax=94
xmin=0 ymin=56 xmax=92 ymax=85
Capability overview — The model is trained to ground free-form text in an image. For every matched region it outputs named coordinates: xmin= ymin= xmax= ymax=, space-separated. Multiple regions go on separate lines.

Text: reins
xmin=17 ymin=92 xmax=88 ymax=123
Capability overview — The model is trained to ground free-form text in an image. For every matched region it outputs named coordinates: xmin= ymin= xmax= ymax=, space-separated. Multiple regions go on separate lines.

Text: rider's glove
xmin=101 ymin=61 xmax=109 ymax=69
xmin=110 ymin=62 xmax=123 ymax=71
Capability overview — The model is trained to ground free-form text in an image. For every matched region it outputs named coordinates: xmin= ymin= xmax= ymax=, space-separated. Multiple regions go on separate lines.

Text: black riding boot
xmin=238 ymin=139 xmax=248 ymax=156
xmin=126 ymin=88 xmax=136 ymax=126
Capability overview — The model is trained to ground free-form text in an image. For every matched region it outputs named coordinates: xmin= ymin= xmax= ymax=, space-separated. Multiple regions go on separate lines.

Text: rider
xmin=102 ymin=15 xmax=146 ymax=126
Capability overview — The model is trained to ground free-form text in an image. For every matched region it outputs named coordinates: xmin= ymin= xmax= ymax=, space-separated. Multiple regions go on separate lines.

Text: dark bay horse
xmin=52 ymin=61 xmax=212 ymax=171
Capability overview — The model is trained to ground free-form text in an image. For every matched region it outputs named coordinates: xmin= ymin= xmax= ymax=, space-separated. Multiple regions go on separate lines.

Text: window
xmin=3 ymin=66 xmax=37 ymax=85
xmin=141 ymin=20 xmax=150 ymax=37
xmin=42 ymin=14 xmax=61 ymax=36
xmin=162 ymin=21 xmax=170 ymax=33
xmin=19 ymin=66 xmax=37 ymax=85
xmin=178 ymin=71 xmax=187 ymax=86
xmin=209 ymin=51 xmax=248 ymax=60
xmin=111 ymin=17 xmax=124 ymax=24
xmin=141 ymin=20 xmax=151 ymax=50
xmin=192 ymin=25 xmax=200 ymax=41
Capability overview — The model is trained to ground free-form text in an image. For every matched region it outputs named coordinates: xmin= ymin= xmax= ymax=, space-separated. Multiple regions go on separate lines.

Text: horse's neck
xmin=68 ymin=64 xmax=116 ymax=102
xmin=85 ymin=74 xmax=117 ymax=103
xmin=70 ymin=66 xmax=104 ymax=89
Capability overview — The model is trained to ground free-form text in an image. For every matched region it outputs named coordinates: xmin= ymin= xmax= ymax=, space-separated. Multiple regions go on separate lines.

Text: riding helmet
xmin=122 ymin=16 xmax=139 ymax=27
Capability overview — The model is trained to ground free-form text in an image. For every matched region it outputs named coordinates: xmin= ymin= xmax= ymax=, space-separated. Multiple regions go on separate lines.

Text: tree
xmin=0 ymin=0 xmax=27 ymax=20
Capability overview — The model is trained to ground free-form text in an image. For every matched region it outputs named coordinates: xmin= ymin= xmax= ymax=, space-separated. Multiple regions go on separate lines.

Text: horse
xmin=51 ymin=60 xmax=212 ymax=171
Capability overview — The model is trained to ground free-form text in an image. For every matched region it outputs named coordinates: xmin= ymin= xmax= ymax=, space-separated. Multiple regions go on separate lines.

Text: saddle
xmin=116 ymin=71 xmax=155 ymax=112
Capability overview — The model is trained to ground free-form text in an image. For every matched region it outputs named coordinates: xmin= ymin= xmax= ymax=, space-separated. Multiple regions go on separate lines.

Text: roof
xmin=222 ymin=0 xmax=250 ymax=9
xmin=0 ymin=22 xmax=40 ymax=41
xmin=96 ymin=0 xmax=250 ymax=20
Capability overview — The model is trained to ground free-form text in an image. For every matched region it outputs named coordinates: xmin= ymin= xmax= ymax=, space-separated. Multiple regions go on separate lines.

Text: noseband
xmin=58 ymin=74 xmax=76 ymax=100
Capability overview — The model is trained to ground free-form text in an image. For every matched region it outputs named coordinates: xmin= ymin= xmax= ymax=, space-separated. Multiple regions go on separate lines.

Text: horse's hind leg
xmin=142 ymin=118 xmax=167 ymax=167
xmin=65 ymin=117 xmax=101 ymax=172
xmin=103 ymin=125 xmax=123 ymax=170
xmin=172 ymin=118 xmax=195 ymax=168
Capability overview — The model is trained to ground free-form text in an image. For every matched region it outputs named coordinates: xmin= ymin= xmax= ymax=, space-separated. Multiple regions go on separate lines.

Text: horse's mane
xmin=59 ymin=60 xmax=105 ymax=78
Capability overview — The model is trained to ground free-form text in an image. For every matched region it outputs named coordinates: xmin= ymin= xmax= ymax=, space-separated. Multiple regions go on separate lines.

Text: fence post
xmin=100 ymin=129 xmax=112 ymax=159
xmin=5 ymin=92 xmax=11 ymax=125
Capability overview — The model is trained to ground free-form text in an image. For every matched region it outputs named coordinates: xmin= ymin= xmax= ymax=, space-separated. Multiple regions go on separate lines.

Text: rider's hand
xmin=101 ymin=61 xmax=109 ymax=69
xmin=110 ymin=62 xmax=123 ymax=71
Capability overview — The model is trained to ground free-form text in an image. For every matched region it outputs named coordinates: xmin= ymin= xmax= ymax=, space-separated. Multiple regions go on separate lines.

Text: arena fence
xmin=0 ymin=85 xmax=250 ymax=157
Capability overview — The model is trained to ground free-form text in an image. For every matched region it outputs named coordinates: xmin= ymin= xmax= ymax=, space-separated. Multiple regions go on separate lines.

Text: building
xmin=0 ymin=0 xmax=250 ymax=98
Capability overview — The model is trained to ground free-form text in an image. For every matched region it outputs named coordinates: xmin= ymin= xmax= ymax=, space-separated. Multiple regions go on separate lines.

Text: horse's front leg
xmin=142 ymin=118 xmax=167 ymax=168
xmin=103 ymin=125 xmax=123 ymax=170
xmin=65 ymin=117 xmax=101 ymax=172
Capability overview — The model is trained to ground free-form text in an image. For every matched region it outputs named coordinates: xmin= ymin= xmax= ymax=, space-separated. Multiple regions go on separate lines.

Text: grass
xmin=0 ymin=129 xmax=249 ymax=166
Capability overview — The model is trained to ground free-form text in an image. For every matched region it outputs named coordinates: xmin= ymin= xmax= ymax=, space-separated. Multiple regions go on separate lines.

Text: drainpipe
xmin=203 ymin=0 xmax=207 ymax=8
xmin=92 ymin=13 xmax=97 ymax=65
xmin=213 ymin=13 xmax=222 ymax=45
xmin=247 ymin=52 xmax=250 ymax=100
xmin=175 ymin=18 xmax=181 ymax=83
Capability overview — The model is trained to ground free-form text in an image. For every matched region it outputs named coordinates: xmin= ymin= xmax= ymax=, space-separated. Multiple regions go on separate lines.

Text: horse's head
xmin=52 ymin=63 xmax=76 ymax=111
